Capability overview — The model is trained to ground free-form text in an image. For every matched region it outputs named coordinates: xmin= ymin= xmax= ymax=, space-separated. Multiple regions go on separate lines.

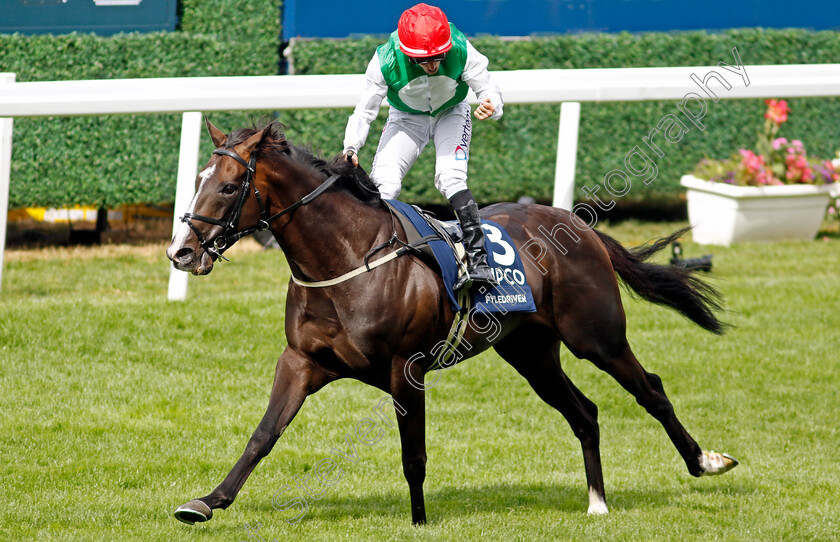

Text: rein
xmin=179 ymin=147 xmax=340 ymax=261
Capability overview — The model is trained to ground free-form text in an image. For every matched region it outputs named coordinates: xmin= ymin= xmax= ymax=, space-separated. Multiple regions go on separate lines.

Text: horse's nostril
xmin=174 ymin=247 xmax=195 ymax=265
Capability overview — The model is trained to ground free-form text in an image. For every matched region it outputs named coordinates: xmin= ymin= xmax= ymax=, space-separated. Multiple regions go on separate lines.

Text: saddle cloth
xmin=384 ymin=199 xmax=536 ymax=315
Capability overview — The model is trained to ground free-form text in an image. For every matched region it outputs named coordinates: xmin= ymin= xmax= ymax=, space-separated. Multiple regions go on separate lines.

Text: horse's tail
xmin=595 ymin=228 xmax=728 ymax=334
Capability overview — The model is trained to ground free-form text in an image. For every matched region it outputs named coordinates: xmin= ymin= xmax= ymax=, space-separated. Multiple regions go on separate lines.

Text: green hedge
xmin=3 ymin=21 xmax=839 ymax=209
xmin=287 ymin=28 xmax=840 ymax=207
xmin=1 ymin=0 xmax=280 ymax=208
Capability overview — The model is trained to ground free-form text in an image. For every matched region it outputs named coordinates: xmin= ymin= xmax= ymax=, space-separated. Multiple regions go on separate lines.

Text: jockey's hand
xmin=474 ymin=98 xmax=495 ymax=120
xmin=344 ymin=150 xmax=359 ymax=167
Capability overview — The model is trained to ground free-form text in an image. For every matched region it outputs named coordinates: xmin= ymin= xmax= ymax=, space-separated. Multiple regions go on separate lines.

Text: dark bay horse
xmin=166 ymin=119 xmax=738 ymax=525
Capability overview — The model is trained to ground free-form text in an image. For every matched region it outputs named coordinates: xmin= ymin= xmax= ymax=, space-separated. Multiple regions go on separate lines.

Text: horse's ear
xmin=240 ymin=127 xmax=271 ymax=154
xmin=205 ymin=117 xmax=227 ymax=148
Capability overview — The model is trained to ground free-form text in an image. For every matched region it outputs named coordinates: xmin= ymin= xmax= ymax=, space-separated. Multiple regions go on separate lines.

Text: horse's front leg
xmin=392 ymin=359 xmax=427 ymax=525
xmin=175 ymin=347 xmax=328 ymax=524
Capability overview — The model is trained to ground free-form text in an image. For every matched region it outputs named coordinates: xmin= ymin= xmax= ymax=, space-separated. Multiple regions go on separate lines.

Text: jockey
xmin=343 ymin=2 xmax=503 ymax=290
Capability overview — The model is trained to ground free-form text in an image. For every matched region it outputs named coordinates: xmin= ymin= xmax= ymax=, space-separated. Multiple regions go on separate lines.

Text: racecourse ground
xmin=1 ymin=220 xmax=838 ymax=541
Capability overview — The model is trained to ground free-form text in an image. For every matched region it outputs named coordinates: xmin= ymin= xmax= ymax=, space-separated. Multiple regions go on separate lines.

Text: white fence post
xmin=167 ymin=111 xmax=202 ymax=301
xmin=0 ymin=73 xmax=16 ymax=294
xmin=552 ymin=101 xmax=580 ymax=211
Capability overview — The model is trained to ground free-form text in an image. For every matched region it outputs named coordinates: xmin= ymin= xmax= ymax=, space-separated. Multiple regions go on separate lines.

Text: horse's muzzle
xmin=166 ymin=244 xmax=215 ymax=275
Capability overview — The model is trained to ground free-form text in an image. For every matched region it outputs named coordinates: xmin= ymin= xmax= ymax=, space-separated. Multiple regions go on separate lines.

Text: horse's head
xmin=166 ymin=119 xmax=270 ymax=275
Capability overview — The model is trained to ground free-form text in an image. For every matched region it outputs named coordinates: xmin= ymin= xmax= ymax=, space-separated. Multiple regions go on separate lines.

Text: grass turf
xmin=0 ymin=222 xmax=838 ymax=541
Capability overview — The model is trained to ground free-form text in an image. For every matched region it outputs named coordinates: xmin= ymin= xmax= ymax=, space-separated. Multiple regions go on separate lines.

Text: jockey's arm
xmin=343 ymin=55 xmax=388 ymax=161
xmin=462 ymin=40 xmax=504 ymax=121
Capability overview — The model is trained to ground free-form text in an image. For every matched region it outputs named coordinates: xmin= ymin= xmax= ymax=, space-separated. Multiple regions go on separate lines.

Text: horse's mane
xmin=224 ymin=120 xmax=382 ymax=207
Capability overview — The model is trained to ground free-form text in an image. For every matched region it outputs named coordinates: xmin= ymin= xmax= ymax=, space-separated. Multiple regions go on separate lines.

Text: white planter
xmin=680 ymin=175 xmax=839 ymax=246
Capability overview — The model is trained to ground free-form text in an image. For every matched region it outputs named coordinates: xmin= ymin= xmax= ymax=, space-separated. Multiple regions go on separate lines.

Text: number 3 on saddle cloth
xmin=384 ymin=199 xmax=537 ymax=316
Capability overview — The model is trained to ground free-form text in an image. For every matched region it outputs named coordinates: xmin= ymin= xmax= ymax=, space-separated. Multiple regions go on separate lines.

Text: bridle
xmin=179 ymin=147 xmax=340 ymax=261
xmin=179 ymin=146 xmax=431 ymax=288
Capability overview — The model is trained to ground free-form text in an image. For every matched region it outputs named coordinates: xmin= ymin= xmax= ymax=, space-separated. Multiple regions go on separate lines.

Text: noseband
xmin=179 ymin=147 xmax=340 ymax=261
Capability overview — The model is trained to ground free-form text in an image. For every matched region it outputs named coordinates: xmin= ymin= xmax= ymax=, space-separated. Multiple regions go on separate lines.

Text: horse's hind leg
xmin=568 ymin=332 xmax=737 ymax=478
xmin=174 ymin=347 xmax=329 ymax=524
xmin=494 ymin=330 xmax=608 ymax=515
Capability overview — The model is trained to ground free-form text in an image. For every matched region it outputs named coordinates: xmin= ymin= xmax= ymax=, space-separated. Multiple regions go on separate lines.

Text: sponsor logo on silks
xmin=460 ymin=116 xmax=471 ymax=146
xmin=454 ymin=113 xmax=471 ymax=161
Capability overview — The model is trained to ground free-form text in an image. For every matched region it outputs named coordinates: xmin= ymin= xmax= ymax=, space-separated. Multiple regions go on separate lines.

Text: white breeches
xmin=371 ymin=102 xmax=472 ymax=200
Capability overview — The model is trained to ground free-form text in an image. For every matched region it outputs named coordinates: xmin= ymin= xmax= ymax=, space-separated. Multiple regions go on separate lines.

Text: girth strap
xmin=428 ymin=288 xmax=472 ymax=371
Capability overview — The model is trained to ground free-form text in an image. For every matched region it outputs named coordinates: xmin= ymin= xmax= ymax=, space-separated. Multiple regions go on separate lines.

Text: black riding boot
xmin=450 ymin=189 xmax=498 ymax=291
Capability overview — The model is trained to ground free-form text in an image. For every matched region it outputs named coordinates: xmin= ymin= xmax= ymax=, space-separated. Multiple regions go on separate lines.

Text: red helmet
xmin=397 ymin=3 xmax=452 ymax=59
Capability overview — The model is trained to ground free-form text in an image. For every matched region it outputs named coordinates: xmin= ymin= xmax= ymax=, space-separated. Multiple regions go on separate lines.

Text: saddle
xmin=384 ymin=200 xmax=467 ymax=279
xmin=383 ymin=199 xmax=536 ymax=316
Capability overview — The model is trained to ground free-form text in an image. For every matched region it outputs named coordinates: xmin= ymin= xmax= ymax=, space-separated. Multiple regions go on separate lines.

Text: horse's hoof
xmin=587 ymin=502 xmax=609 ymax=515
xmin=174 ymin=499 xmax=213 ymax=524
xmin=700 ymin=450 xmax=739 ymax=476
xmin=587 ymin=488 xmax=609 ymax=515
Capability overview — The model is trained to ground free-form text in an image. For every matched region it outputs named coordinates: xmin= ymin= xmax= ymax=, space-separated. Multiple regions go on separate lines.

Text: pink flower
xmin=756 ymin=170 xmax=774 ymax=185
xmin=764 ymin=99 xmax=790 ymax=124
xmin=739 ymin=149 xmax=764 ymax=173
xmin=772 ymin=137 xmax=788 ymax=150
xmin=782 ymin=151 xmax=815 ymax=183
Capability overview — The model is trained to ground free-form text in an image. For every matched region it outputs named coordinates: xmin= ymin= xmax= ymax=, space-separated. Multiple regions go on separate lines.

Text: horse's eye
xmin=221 ymin=184 xmax=238 ymax=195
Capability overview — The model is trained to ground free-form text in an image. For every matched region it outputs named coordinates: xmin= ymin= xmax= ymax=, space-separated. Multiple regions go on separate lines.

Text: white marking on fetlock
xmin=587 ymin=487 xmax=609 ymax=515
xmin=699 ymin=450 xmax=739 ymax=476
